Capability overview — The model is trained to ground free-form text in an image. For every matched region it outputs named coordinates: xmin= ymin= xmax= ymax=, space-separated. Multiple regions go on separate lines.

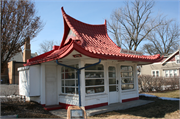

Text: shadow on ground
xmin=93 ymin=96 xmax=179 ymax=118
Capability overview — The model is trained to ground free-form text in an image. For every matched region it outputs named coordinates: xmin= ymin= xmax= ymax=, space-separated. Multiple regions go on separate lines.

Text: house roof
xmin=162 ymin=50 xmax=179 ymax=65
xmin=24 ymin=7 xmax=163 ymax=66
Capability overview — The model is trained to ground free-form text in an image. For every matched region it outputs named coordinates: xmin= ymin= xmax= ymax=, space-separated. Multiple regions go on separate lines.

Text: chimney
xmin=23 ymin=37 xmax=31 ymax=62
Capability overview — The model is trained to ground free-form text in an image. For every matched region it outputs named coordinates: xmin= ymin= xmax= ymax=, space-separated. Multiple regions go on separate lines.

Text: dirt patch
xmin=1 ymin=101 xmax=61 ymax=118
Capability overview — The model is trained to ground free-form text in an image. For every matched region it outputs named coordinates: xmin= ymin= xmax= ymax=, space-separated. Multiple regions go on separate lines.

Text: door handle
xmin=117 ymin=80 xmax=119 ymax=84
xmin=117 ymin=87 xmax=119 ymax=92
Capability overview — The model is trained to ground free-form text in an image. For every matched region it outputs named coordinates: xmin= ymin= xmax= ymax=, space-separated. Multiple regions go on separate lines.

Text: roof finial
xmin=61 ymin=7 xmax=65 ymax=14
xmin=104 ymin=19 xmax=107 ymax=25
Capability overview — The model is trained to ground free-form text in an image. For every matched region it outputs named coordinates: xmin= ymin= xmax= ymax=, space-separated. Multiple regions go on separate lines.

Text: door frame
xmin=107 ymin=64 xmax=120 ymax=104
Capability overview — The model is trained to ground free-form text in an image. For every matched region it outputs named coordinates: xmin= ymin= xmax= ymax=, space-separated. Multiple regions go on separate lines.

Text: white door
xmin=45 ymin=66 xmax=57 ymax=106
xmin=108 ymin=66 xmax=119 ymax=104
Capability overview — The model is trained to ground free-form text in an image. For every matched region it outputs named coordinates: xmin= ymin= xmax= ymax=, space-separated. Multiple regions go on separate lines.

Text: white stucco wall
xmin=18 ymin=65 xmax=40 ymax=97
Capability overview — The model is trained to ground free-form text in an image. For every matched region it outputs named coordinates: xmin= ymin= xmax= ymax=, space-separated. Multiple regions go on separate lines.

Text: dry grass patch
xmin=90 ymin=95 xmax=179 ymax=119
xmin=144 ymin=90 xmax=180 ymax=99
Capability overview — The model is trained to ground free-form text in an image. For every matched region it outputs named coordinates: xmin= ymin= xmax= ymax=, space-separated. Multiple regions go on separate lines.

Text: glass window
xmin=170 ymin=70 xmax=173 ymax=77
xmin=156 ymin=71 xmax=159 ymax=77
xmin=109 ymin=79 xmax=116 ymax=84
xmin=109 ymin=66 xmax=117 ymax=92
xmin=85 ymin=72 xmax=104 ymax=78
xmin=174 ymin=70 xmax=177 ymax=76
xmin=152 ymin=70 xmax=159 ymax=77
xmin=121 ymin=84 xmax=134 ymax=90
xmin=85 ymin=64 xmax=104 ymax=94
xmin=152 ymin=71 xmax=155 ymax=77
xmin=164 ymin=70 xmax=178 ymax=77
xmin=121 ymin=78 xmax=133 ymax=84
xmin=61 ymin=64 xmax=78 ymax=94
xmin=85 ymin=64 xmax=104 ymax=70
xmin=176 ymin=56 xmax=180 ymax=63
xmin=85 ymin=79 xmax=104 ymax=86
xmin=165 ymin=70 xmax=168 ymax=77
xmin=109 ymin=86 xmax=116 ymax=92
xmin=121 ymin=66 xmax=134 ymax=90
xmin=86 ymin=86 xmax=104 ymax=94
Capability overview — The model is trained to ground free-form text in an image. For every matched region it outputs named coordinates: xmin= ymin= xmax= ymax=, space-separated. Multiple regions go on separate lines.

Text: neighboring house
xmin=1 ymin=37 xmax=38 ymax=84
xmin=18 ymin=7 xmax=162 ymax=110
xmin=141 ymin=50 xmax=180 ymax=77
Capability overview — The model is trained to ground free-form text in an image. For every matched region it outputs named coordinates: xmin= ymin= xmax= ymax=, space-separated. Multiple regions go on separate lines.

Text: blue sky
xmin=31 ymin=0 xmax=180 ymax=54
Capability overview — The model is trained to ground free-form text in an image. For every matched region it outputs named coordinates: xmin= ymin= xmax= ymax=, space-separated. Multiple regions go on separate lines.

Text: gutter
xmin=56 ymin=59 xmax=101 ymax=106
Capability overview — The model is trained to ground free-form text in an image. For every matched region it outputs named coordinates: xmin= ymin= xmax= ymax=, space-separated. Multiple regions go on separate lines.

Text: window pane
xmin=86 ymin=86 xmax=104 ymax=94
xmin=85 ymin=64 xmax=104 ymax=70
xmin=121 ymin=78 xmax=133 ymax=84
xmin=65 ymin=73 xmax=75 ymax=79
xmin=109 ymin=86 xmax=116 ymax=92
xmin=65 ymin=66 xmax=75 ymax=72
xmin=165 ymin=70 xmax=168 ymax=73
xmin=62 ymin=80 xmax=64 ymax=86
xmin=121 ymin=72 xmax=133 ymax=77
xmin=76 ymin=88 xmax=79 ymax=94
xmin=65 ymin=87 xmax=75 ymax=94
xmin=156 ymin=71 xmax=159 ymax=77
xmin=109 ymin=79 xmax=116 ymax=84
xmin=121 ymin=66 xmax=133 ymax=71
xmin=75 ymin=80 xmax=78 ymax=86
xmin=174 ymin=70 xmax=177 ymax=73
xmin=85 ymin=72 xmax=104 ymax=78
xmin=177 ymin=60 xmax=180 ymax=63
xmin=62 ymin=87 xmax=64 ymax=93
xmin=86 ymin=79 xmax=104 ymax=86
xmin=121 ymin=84 xmax=134 ymax=90
xmin=170 ymin=70 xmax=173 ymax=77
xmin=65 ymin=80 xmax=75 ymax=86
xmin=153 ymin=71 xmax=155 ymax=77
xmin=109 ymin=66 xmax=115 ymax=72
xmin=62 ymin=73 xmax=64 ymax=79
xmin=109 ymin=72 xmax=116 ymax=77
xmin=61 ymin=67 xmax=64 ymax=72
xmin=76 ymin=72 xmax=78 ymax=78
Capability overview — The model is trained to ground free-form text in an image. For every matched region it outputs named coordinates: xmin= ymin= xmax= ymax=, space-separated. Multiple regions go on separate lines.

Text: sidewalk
xmin=50 ymin=99 xmax=153 ymax=118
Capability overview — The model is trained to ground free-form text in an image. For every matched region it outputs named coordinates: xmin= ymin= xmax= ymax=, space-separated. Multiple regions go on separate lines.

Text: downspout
xmin=56 ymin=59 xmax=101 ymax=107
xmin=13 ymin=61 xmax=15 ymax=84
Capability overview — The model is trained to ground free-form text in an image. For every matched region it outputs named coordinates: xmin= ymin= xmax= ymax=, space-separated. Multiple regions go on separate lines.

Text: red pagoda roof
xmin=24 ymin=7 xmax=163 ymax=66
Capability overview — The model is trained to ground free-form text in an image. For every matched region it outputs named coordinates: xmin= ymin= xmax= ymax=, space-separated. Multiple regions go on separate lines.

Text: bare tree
xmin=108 ymin=0 xmax=166 ymax=51
xmin=38 ymin=40 xmax=58 ymax=54
xmin=142 ymin=21 xmax=180 ymax=55
xmin=1 ymin=0 xmax=43 ymax=73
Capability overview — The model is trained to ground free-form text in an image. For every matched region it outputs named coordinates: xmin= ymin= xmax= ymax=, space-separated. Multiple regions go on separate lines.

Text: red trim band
xmin=122 ymin=97 xmax=139 ymax=103
xmin=59 ymin=102 xmax=108 ymax=110
xmin=41 ymin=104 xmax=46 ymax=107
xmin=85 ymin=102 xmax=108 ymax=110
xmin=59 ymin=102 xmax=75 ymax=110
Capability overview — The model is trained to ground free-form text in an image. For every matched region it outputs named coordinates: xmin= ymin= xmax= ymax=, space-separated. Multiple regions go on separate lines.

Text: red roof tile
xmin=24 ymin=7 xmax=163 ymax=66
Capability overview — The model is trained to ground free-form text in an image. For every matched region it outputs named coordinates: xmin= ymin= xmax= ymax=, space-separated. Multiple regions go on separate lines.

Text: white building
xmin=18 ymin=7 xmax=162 ymax=110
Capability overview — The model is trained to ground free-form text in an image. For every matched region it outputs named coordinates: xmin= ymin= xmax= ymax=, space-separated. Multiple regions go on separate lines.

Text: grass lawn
xmin=143 ymin=90 xmax=180 ymax=99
